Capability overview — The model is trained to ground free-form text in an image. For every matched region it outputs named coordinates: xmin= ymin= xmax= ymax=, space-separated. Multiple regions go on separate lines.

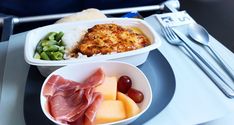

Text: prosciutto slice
xmin=43 ymin=68 xmax=105 ymax=125
xmin=43 ymin=75 xmax=82 ymax=97
xmin=83 ymin=93 xmax=103 ymax=125
xmin=82 ymin=68 xmax=105 ymax=88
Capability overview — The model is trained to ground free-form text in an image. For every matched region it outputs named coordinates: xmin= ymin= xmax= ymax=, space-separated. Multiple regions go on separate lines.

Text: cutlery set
xmin=188 ymin=23 xmax=234 ymax=81
xmin=160 ymin=22 xmax=234 ymax=98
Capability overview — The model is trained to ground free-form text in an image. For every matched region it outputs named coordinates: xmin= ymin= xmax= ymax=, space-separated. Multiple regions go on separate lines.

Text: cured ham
xmin=43 ymin=75 xmax=82 ymax=97
xmin=43 ymin=68 xmax=105 ymax=125
xmin=83 ymin=93 xmax=103 ymax=125
xmin=82 ymin=68 xmax=105 ymax=88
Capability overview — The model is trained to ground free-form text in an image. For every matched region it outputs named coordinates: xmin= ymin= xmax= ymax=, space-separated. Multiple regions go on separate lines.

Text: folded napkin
xmin=143 ymin=12 xmax=234 ymax=124
xmin=155 ymin=11 xmax=234 ymax=88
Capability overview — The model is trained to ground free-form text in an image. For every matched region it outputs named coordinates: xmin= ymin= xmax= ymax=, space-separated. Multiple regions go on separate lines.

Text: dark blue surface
xmin=0 ymin=0 xmax=165 ymax=17
xmin=23 ymin=49 xmax=175 ymax=125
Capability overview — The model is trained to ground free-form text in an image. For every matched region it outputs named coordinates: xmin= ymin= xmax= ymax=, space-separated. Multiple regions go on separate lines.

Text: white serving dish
xmin=40 ymin=61 xmax=152 ymax=125
xmin=24 ymin=18 xmax=161 ymax=76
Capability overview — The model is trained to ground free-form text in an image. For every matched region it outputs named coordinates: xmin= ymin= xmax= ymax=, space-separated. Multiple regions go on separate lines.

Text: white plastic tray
xmin=24 ymin=18 xmax=161 ymax=76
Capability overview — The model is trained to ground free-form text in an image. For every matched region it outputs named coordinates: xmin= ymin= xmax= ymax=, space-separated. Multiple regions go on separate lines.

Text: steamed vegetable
xmin=34 ymin=32 xmax=65 ymax=60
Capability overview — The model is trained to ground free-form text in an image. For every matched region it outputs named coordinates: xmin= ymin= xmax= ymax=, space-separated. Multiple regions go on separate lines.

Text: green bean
xmin=41 ymin=40 xmax=57 ymax=46
xmin=36 ymin=44 xmax=43 ymax=53
xmin=36 ymin=39 xmax=45 ymax=53
xmin=37 ymin=39 xmax=43 ymax=46
xmin=43 ymin=45 xmax=59 ymax=52
xmin=58 ymin=40 xmax=66 ymax=46
xmin=55 ymin=32 xmax=64 ymax=41
xmin=45 ymin=32 xmax=57 ymax=40
xmin=34 ymin=31 xmax=65 ymax=60
xmin=41 ymin=40 xmax=48 ymax=46
xmin=58 ymin=46 xmax=65 ymax=53
xmin=50 ymin=52 xmax=63 ymax=60
xmin=34 ymin=52 xmax=41 ymax=59
xmin=45 ymin=52 xmax=52 ymax=57
xmin=40 ymin=52 xmax=50 ymax=60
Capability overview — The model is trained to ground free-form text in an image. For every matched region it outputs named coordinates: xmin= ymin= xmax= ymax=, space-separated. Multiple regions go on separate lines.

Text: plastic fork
xmin=161 ymin=26 xmax=234 ymax=98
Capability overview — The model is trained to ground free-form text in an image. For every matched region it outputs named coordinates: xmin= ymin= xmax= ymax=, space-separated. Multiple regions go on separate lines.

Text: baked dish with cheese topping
xmin=70 ymin=24 xmax=150 ymax=57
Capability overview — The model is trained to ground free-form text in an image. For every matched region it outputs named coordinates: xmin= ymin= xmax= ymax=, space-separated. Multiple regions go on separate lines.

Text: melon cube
xmin=117 ymin=92 xmax=140 ymax=118
xmin=96 ymin=100 xmax=126 ymax=124
xmin=95 ymin=76 xmax=117 ymax=100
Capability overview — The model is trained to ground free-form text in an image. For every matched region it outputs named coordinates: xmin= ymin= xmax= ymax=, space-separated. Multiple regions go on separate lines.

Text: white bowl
xmin=40 ymin=61 xmax=152 ymax=125
xmin=24 ymin=18 xmax=161 ymax=76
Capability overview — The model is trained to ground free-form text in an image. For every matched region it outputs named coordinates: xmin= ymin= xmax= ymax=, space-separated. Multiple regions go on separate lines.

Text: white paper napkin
xmin=144 ymin=13 xmax=234 ymax=125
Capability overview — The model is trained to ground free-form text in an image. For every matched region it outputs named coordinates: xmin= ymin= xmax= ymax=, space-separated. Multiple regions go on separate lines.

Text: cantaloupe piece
xmin=117 ymin=92 xmax=140 ymax=118
xmin=95 ymin=76 xmax=117 ymax=100
xmin=96 ymin=100 xmax=126 ymax=124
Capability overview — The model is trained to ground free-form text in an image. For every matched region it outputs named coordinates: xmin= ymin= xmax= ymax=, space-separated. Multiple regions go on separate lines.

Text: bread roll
xmin=55 ymin=8 xmax=106 ymax=24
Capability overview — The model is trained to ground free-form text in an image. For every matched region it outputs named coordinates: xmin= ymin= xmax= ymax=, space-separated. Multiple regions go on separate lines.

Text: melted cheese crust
xmin=71 ymin=24 xmax=150 ymax=57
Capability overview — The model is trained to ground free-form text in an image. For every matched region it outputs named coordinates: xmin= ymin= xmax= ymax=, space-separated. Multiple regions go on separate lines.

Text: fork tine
xmin=165 ymin=26 xmax=174 ymax=40
xmin=161 ymin=27 xmax=168 ymax=39
xmin=162 ymin=26 xmax=172 ymax=41
xmin=161 ymin=25 xmax=182 ymax=45
xmin=165 ymin=26 xmax=177 ymax=40
xmin=167 ymin=26 xmax=178 ymax=40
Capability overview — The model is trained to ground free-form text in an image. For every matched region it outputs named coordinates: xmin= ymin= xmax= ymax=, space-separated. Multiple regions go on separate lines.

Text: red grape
xmin=127 ymin=88 xmax=144 ymax=103
xmin=117 ymin=75 xmax=132 ymax=93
